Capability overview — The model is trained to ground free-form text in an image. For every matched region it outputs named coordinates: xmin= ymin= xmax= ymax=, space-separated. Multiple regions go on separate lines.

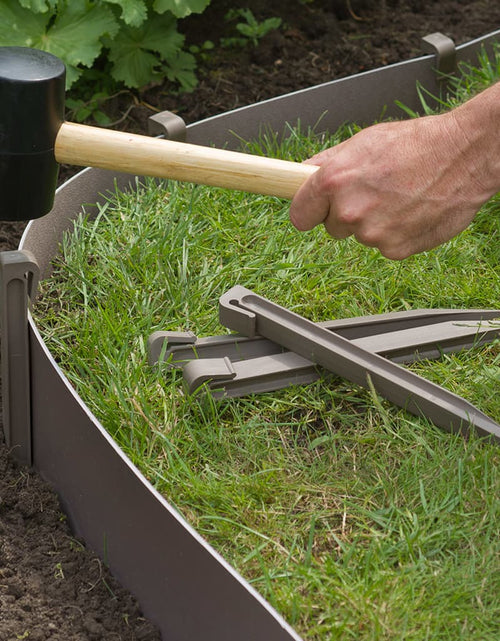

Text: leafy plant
xmin=222 ymin=8 xmax=282 ymax=48
xmin=189 ymin=39 xmax=215 ymax=64
xmin=66 ymin=93 xmax=113 ymax=126
xmin=0 ymin=0 xmax=211 ymax=90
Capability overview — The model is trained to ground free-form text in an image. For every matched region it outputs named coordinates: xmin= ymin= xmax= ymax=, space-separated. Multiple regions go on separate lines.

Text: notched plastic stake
xmin=152 ymin=308 xmax=500 ymax=368
xmin=181 ymin=318 xmax=500 ymax=399
xmin=0 ymin=250 xmax=40 ymax=465
xmin=219 ymin=285 xmax=500 ymax=443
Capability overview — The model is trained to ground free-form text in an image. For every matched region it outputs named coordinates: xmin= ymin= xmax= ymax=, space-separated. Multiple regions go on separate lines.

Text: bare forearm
xmin=451 ymin=81 xmax=500 ymax=198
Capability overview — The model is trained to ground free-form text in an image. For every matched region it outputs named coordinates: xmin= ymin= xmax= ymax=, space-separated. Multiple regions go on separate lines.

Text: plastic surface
xmin=219 ymin=286 xmax=500 ymax=442
xmin=421 ymin=32 xmax=456 ymax=74
xmin=151 ymin=310 xmax=500 ymax=397
xmin=0 ymin=250 xmax=39 ymax=463
xmin=151 ymin=308 xmax=500 ymax=366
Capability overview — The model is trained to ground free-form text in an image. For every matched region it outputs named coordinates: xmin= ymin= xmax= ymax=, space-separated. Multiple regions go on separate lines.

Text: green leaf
xmin=103 ymin=0 xmax=148 ymax=27
xmin=153 ymin=0 xmax=211 ymax=19
xmin=108 ymin=12 xmax=184 ymax=87
xmin=18 ymin=0 xmax=57 ymax=13
xmin=0 ymin=0 xmax=49 ymax=46
xmin=93 ymin=109 xmax=112 ymax=126
xmin=140 ymin=15 xmax=184 ymax=59
xmin=40 ymin=0 xmax=118 ymax=67
xmin=110 ymin=46 xmax=160 ymax=87
xmin=38 ymin=0 xmax=118 ymax=86
xmin=163 ymin=50 xmax=197 ymax=91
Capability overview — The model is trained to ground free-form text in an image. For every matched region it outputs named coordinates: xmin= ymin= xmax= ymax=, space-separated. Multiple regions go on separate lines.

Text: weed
xmin=66 ymin=93 xmax=113 ymax=126
xmin=222 ymin=8 xmax=282 ymax=48
xmin=53 ymin=562 xmax=65 ymax=580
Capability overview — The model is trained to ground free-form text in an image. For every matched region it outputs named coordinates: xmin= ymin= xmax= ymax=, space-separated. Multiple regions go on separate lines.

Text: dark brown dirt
xmin=1 ymin=1 xmax=499 ymax=638
xmin=0 ymin=446 xmax=161 ymax=640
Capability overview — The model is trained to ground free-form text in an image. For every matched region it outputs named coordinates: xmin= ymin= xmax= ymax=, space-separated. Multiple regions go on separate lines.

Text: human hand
xmin=289 ymin=109 xmax=495 ymax=260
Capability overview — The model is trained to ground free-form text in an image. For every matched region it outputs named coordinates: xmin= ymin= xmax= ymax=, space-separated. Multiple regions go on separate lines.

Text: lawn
xmin=35 ymin=48 xmax=500 ymax=640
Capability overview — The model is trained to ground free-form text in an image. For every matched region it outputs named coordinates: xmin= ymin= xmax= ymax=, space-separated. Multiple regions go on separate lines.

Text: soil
xmin=0 ymin=1 xmax=499 ymax=638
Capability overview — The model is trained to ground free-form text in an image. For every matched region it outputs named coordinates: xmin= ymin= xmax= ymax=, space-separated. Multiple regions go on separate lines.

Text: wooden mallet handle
xmin=55 ymin=122 xmax=318 ymax=200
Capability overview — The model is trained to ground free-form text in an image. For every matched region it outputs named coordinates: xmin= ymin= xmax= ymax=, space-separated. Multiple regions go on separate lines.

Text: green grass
xmin=35 ymin=47 xmax=500 ymax=639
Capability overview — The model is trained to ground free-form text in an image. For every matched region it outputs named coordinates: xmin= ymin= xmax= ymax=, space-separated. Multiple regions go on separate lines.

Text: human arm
xmin=289 ymin=82 xmax=500 ymax=260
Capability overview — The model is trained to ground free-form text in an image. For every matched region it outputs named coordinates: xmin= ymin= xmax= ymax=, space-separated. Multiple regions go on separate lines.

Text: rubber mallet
xmin=0 ymin=46 xmax=318 ymax=221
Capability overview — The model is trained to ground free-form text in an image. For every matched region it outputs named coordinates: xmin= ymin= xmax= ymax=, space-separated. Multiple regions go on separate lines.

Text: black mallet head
xmin=0 ymin=46 xmax=65 ymax=221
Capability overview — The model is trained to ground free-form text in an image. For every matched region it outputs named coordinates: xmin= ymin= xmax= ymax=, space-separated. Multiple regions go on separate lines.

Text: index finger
xmin=289 ymin=164 xmax=331 ymax=231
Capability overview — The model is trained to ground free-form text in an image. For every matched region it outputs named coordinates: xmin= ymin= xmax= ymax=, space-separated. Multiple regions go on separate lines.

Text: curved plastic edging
xmin=20 ymin=30 xmax=500 ymax=640
xmin=28 ymin=319 xmax=300 ymax=641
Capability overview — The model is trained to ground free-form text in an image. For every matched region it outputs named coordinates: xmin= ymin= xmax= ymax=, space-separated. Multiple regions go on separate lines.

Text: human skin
xmin=289 ymin=82 xmax=500 ymax=260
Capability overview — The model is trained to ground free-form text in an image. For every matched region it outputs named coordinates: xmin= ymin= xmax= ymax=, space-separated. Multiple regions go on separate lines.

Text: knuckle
xmin=354 ymin=226 xmax=382 ymax=247
xmin=336 ymin=207 xmax=360 ymax=226
xmin=354 ymin=227 xmax=413 ymax=260
xmin=378 ymin=244 xmax=411 ymax=261
xmin=316 ymin=166 xmax=340 ymax=195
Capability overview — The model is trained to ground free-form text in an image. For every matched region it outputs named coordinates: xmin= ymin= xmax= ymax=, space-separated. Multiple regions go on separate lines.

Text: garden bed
xmin=33 ymin=51 xmax=500 ymax=639
xmin=2 ymin=1 xmax=500 ymax=639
